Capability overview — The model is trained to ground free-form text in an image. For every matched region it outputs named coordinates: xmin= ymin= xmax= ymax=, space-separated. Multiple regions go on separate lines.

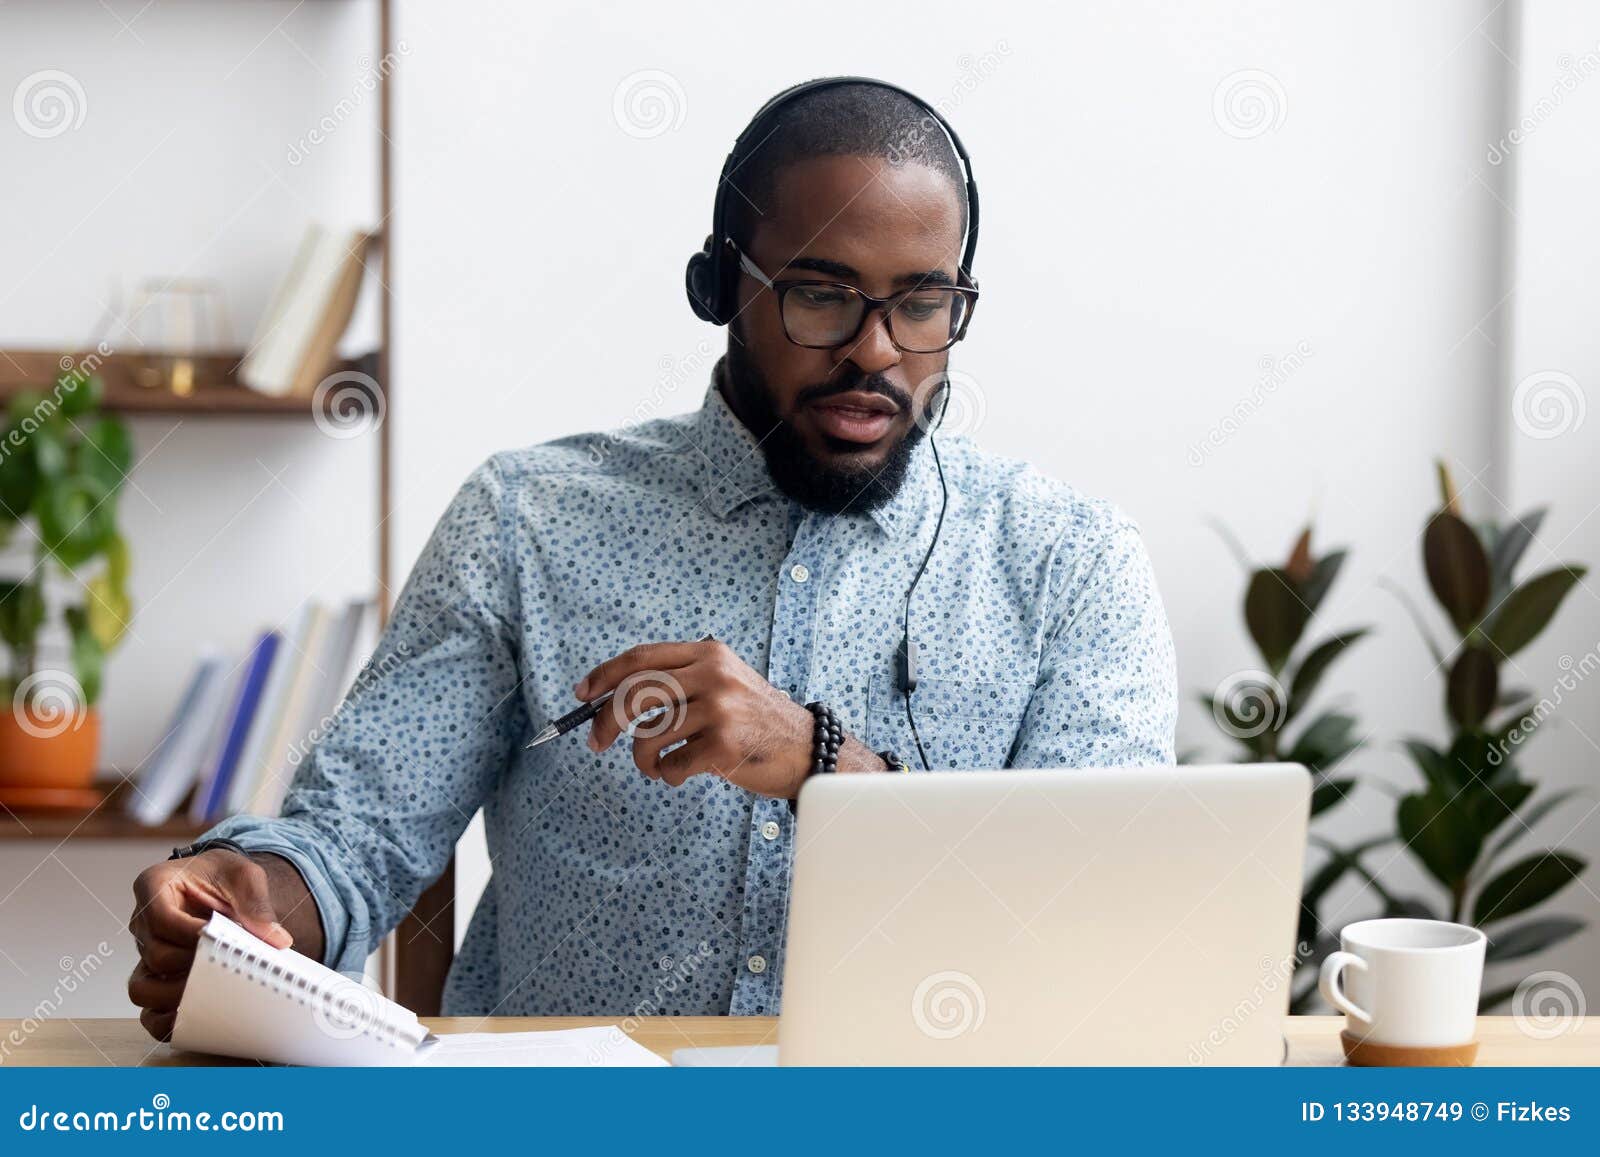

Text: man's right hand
xmin=127 ymin=850 xmax=295 ymax=1042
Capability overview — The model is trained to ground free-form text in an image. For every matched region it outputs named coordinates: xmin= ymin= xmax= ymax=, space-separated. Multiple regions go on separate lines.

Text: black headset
xmin=685 ymin=78 xmax=980 ymax=770
xmin=684 ymin=75 xmax=981 ymax=326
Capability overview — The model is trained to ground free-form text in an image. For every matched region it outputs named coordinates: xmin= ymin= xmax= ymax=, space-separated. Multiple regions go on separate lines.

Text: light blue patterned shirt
xmin=204 ymin=375 xmax=1177 ymax=1016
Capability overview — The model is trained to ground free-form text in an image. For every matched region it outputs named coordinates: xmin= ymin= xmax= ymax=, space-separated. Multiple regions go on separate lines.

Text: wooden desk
xmin=3 ymin=1016 xmax=1595 ymax=1066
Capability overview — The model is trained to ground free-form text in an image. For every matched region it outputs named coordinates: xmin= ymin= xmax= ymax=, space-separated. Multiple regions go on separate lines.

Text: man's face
xmin=723 ymin=154 xmax=965 ymax=513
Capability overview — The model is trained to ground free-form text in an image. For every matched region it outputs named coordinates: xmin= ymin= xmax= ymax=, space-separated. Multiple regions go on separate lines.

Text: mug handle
xmin=1319 ymin=951 xmax=1373 ymax=1024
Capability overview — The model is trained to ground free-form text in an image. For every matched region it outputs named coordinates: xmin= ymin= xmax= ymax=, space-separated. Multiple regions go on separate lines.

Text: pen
xmin=525 ymin=633 xmax=715 ymax=750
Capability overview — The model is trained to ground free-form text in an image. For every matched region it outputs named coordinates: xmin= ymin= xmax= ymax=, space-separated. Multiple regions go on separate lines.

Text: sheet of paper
xmin=418 ymin=1027 xmax=667 ymax=1067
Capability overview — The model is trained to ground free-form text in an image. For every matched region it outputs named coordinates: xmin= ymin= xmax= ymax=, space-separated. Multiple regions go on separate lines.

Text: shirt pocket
xmin=865 ymin=674 xmax=1033 ymax=770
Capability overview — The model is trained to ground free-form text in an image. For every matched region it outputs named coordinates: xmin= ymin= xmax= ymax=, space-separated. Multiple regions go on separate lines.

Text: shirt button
xmin=761 ymin=820 xmax=780 ymax=841
xmin=788 ymin=563 xmax=810 ymax=584
xmin=747 ymin=954 xmax=767 ymax=974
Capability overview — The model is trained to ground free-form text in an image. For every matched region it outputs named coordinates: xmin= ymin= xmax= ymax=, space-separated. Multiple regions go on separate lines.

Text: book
xmin=127 ymin=654 xmax=224 ymax=825
xmin=189 ymin=631 xmax=280 ymax=825
xmin=238 ymin=225 xmax=373 ymax=398
xmin=171 ymin=913 xmax=666 ymax=1068
xmin=306 ymin=597 xmax=370 ymax=721
xmin=247 ymin=604 xmax=331 ymax=817
xmin=225 ymin=604 xmax=317 ymax=816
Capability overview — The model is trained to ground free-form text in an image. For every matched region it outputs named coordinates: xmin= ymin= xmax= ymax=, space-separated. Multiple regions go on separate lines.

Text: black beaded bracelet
xmin=806 ymin=701 xmax=843 ymax=776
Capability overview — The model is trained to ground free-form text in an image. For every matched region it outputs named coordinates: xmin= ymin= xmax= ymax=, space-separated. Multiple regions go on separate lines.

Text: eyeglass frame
xmin=731 ymin=242 xmax=979 ymax=354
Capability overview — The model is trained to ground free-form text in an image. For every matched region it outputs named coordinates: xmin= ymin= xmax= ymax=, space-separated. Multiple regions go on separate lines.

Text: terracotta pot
xmin=0 ymin=706 xmax=100 ymax=790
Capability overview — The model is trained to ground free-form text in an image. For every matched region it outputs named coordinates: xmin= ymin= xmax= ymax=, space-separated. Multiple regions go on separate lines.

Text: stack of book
xmin=126 ymin=599 xmax=375 ymax=827
xmin=238 ymin=223 xmax=375 ymax=397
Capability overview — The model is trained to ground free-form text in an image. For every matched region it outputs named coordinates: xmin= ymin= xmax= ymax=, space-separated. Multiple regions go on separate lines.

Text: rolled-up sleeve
xmin=1009 ymin=514 xmax=1178 ymax=769
xmin=201 ymin=458 xmax=527 ymax=974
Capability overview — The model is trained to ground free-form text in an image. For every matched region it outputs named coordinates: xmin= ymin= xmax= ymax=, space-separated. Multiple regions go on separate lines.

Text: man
xmin=127 ymin=80 xmax=1177 ymax=1039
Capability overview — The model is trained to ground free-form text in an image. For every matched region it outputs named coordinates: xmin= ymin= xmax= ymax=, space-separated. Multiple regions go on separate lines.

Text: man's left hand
xmin=575 ymin=639 xmax=874 ymax=796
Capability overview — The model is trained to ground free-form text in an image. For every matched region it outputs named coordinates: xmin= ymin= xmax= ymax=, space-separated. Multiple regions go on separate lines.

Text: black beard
xmin=721 ymin=346 xmax=929 ymax=515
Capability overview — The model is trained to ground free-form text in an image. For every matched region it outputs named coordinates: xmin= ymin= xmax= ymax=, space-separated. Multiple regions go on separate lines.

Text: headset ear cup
xmin=685 ymin=241 xmax=721 ymax=324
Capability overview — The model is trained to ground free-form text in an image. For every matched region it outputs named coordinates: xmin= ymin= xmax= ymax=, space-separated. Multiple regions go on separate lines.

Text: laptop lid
xmin=778 ymin=764 xmax=1310 ymax=1065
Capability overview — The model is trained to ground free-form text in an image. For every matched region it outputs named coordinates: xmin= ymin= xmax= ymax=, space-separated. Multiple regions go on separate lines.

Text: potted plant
xmin=0 ymin=371 xmax=133 ymax=791
xmin=1359 ymin=462 xmax=1590 ymax=1007
xmin=1198 ymin=524 xmax=1372 ymax=1009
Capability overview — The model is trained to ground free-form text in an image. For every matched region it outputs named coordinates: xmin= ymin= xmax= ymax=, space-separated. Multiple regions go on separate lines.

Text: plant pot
xmin=0 ymin=705 xmax=100 ymax=790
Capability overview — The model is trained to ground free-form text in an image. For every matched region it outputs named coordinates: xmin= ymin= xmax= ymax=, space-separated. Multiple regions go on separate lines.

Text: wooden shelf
xmin=0 ymin=778 xmax=207 ymax=842
xmin=0 ymin=807 xmax=206 ymax=842
xmin=0 ymin=348 xmax=379 ymax=418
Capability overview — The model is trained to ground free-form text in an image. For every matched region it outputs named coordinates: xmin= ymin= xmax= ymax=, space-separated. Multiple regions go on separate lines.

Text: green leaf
xmin=1286 ymin=711 xmax=1359 ymax=770
xmin=1472 ymin=852 xmax=1587 ymax=924
xmin=1472 ymin=780 xmax=1533 ymax=845
xmin=1483 ymin=567 xmax=1587 ymax=658
xmin=1423 ymin=511 xmax=1491 ymax=632
xmin=1446 ymin=646 xmax=1498 ymax=731
xmin=1490 ymin=508 xmax=1546 ymax=595
xmin=57 ymin=372 xmax=104 ymax=417
xmin=1310 ymin=777 xmax=1356 ymax=817
xmin=64 ymin=605 xmax=105 ymax=706
xmin=1286 ymin=628 xmax=1369 ymax=720
xmin=1398 ymin=787 xmax=1483 ymax=888
xmin=0 ymin=579 xmax=46 ymax=654
xmin=84 ymin=571 xmax=132 ymax=652
xmin=1300 ymin=549 xmax=1347 ymax=615
xmin=1484 ymin=916 xmax=1584 ymax=963
xmin=1481 ymin=788 xmax=1584 ymax=871
xmin=36 ymin=472 xmax=115 ymax=568
xmin=74 ymin=417 xmax=133 ymax=495
xmin=1401 ymin=738 xmax=1452 ymax=794
xmin=1244 ymin=568 xmax=1309 ymax=672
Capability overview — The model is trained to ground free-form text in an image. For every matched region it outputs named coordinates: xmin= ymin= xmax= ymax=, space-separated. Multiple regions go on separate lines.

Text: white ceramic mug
xmin=1319 ymin=918 xmax=1486 ymax=1047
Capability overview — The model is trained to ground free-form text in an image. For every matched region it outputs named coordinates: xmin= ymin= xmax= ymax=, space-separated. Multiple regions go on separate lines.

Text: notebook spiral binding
xmin=204 ymin=932 xmax=423 ymax=1051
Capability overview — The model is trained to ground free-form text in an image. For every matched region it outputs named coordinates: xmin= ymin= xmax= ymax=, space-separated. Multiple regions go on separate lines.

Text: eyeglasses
xmin=734 ymin=245 xmax=978 ymax=354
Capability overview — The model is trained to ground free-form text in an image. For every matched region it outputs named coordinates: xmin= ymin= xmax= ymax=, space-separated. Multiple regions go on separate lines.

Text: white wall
xmin=0 ymin=0 xmax=382 ymax=1018
xmin=1502 ymin=0 xmax=1600 ymax=1005
xmin=392 ymin=0 xmax=1596 ymax=1001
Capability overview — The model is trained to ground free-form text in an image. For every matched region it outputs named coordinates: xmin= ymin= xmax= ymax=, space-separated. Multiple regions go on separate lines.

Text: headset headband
xmin=685 ymin=76 xmax=980 ymax=326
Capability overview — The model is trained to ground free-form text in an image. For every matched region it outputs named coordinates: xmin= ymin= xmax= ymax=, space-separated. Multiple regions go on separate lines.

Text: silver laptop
xmin=771 ymin=764 xmax=1310 ymax=1066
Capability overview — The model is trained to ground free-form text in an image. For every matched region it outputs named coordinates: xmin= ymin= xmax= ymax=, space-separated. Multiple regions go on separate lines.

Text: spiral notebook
xmin=170 ymin=913 xmax=665 ymax=1067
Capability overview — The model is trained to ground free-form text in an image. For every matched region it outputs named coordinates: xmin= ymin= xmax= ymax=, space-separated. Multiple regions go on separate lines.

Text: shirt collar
xmin=682 ymin=361 xmax=940 ymax=540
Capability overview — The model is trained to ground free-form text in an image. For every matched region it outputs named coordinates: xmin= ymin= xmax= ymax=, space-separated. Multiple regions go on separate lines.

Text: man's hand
xmin=127 ymin=850 xmax=318 ymax=1042
xmin=576 ymin=639 xmax=881 ymax=796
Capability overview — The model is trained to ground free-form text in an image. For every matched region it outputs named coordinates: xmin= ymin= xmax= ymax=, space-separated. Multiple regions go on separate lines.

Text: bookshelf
xmin=0 ymin=0 xmax=395 ymax=839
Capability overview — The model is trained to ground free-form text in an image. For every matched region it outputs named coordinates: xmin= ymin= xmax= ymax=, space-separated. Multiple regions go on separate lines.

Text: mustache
xmin=794 ymin=372 xmax=913 ymax=413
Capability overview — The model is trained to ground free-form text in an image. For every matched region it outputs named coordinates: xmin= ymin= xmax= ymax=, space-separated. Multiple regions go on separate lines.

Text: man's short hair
xmin=724 ymin=82 xmax=968 ymax=252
